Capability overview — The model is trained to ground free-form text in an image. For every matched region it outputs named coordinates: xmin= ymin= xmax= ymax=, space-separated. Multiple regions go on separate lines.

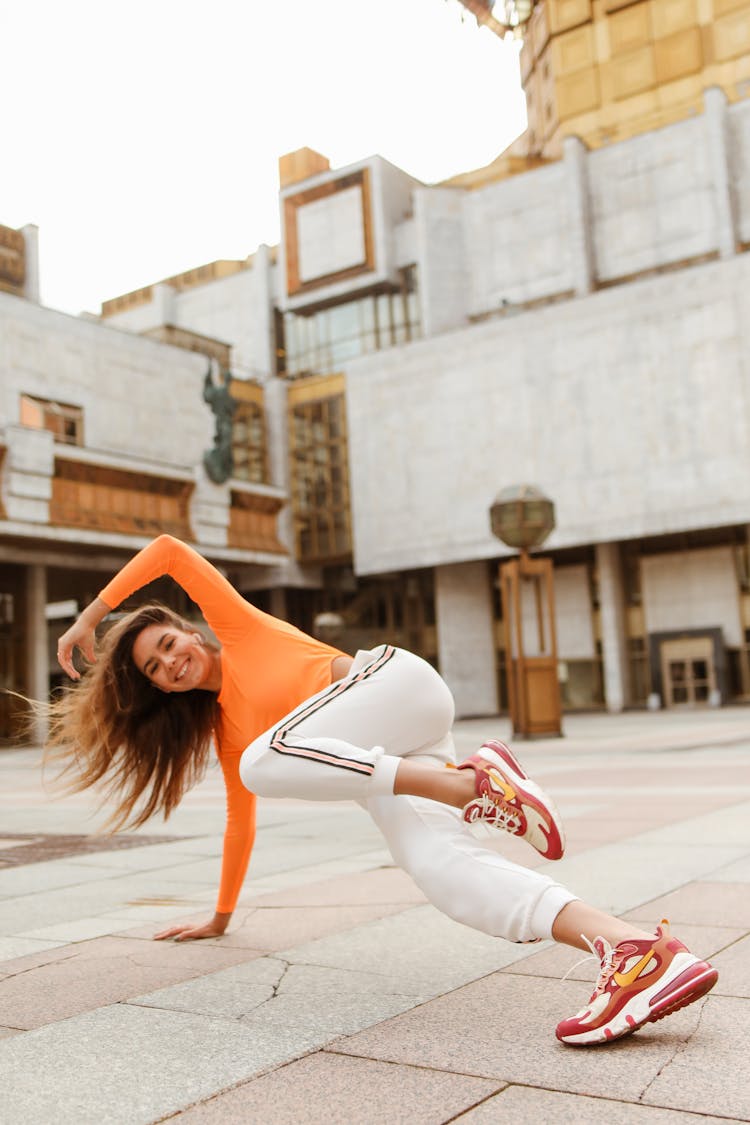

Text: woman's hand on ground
xmin=153 ymin=912 xmax=231 ymax=942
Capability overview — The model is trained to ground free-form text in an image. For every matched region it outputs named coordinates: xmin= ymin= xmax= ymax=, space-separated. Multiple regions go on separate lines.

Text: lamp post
xmin=490 ymin=485 xmax=562 ymax=738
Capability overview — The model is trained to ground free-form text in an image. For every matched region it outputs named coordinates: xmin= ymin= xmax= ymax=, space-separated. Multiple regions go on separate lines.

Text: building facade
xmin=2 ymin=1 xmax=750 ymax=734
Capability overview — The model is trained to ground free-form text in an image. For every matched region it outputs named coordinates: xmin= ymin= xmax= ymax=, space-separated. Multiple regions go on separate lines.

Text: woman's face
xmin=132 ymin=623 xmax=214 ymax=693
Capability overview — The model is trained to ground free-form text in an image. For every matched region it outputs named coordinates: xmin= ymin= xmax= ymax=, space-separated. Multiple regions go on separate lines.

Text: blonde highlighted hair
xmin=44 ymin=604 xmax=220 ymax=831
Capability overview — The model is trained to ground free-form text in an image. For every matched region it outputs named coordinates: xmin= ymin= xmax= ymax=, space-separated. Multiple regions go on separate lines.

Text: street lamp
xmin=490 ymin=485 xmax=562 ymax=738
xmin=452 ymin=0 xmax=536 ymax=38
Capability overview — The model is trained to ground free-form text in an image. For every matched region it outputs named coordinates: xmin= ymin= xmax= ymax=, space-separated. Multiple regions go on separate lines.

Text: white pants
xmin=240 ymin=645 xmax=576 ymax=943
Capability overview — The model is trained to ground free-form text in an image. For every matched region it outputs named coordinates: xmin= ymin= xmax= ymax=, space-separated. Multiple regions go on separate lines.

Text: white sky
xmin=3 ymin=0 xmax=526 ymax=316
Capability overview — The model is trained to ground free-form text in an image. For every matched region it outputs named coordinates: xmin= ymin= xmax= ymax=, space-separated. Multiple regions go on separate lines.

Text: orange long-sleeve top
xmin=98 ymin=534 xmax=344 ymax=913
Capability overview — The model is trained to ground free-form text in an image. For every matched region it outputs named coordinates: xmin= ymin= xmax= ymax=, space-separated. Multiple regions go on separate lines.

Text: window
xmin=278 ymin=266 xmax=421 ymax=378
xmin=20 ymin=395 xmax=83 ymax=446
xmin=289 ymin=393 xmax=351 ymax=562
xmin=232 ymin=401 xmax=268 ymax=484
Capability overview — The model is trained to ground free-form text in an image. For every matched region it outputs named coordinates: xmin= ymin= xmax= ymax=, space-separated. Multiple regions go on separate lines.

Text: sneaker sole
xmin=480 ymin=741 xmax=566 ymax=861
xmin=557 ymin=956 xmax=719 ymax=1046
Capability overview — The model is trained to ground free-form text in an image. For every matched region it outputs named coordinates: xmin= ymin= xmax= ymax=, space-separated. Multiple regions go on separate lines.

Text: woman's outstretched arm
xmin=57 ymin=596 xmax=110 ymax=680
xmin=154 ymin=755 xmax=257 ymax=941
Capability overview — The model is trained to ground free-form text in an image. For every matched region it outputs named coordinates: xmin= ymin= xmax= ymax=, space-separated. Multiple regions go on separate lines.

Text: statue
xmin=202 ymin=364 xmax=236 ymax=484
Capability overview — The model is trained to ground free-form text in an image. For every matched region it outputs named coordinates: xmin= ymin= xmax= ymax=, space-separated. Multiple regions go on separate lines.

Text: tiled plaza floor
xmin=1 ymin=707 xmax=749 ymax=1123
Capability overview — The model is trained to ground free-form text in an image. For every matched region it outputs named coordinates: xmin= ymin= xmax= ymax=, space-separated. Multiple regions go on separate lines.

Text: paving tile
xmin=559 ymin=818 xmax=677 ymax=848
xmin=247 ymin=864 xmax=427 ymax=908
xmin=563 ymin=795 xmax=738 ymax=827
xmin=453 ymin=1084 xmax=746 ymax=1123
xmin=540 ymin=843 xmax=748 ymax=920
xmin=0 ymin=936 xmax=66 ymax=964
xmin=710 ymin=855 xmax=750 ymax=883
xmin=98 ymin=903 xmax=212 ymax=924
xmin=70 ymin=839 xmax=224 ymax=870
xmin=707 ymin=933 xmax=750 ymax=997
xmin=0 ymin=859 xmax=122 ymax=899
xmin=0 ymin=879 xmax=208 ymax=934
xmin=172 ymin=1052 xmax=503 ymax=1124
xmin=333 ymin=971 xmax=708 ymax=1101
xmin=0 ymin=1002 xmax=291 ymax=1125
xmin=19 ymin=916 xmax=146 ymax=943
xmin=132 ymin=955 xmax=288 ymax=1018
xmin=116 ymin=902 xmax=409 ymax=949
xmin=0 ymin=943 xmax=79 ymax=980
xmin=641 ymin=995 xmax=750 ymax=1120
xmin=626 ymin=801 xmax=750 ymax=849
xmin=235 ymin=848 xmax=394 ymax=900
xmin=281 ymin=905 xmax=537 ymax=995
xmin=132 ymin=957 xmax=428 ymax=1038
xmin=0 ymin=934 xmax=262 ymax=1030
xmin=624 ymin=882 xmax=750 ymax=929
xmin=220 ymin=902 xmax=410 ymax=952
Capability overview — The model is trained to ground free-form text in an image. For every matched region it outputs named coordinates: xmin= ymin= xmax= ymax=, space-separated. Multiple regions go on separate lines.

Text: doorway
xmin=660 ymin=636 xmax=716 ymax=707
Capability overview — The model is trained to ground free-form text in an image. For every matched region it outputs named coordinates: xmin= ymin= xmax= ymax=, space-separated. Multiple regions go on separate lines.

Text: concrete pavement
xmin=1 ymin=707 xmax=749 ymax=1123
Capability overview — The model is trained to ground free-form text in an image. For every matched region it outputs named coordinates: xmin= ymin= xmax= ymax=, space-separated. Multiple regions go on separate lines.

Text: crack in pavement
xmin=637 ymin=996 xmax=711 ymax=1103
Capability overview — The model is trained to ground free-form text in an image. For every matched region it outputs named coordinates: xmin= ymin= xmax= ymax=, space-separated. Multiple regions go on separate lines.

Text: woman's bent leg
xmin=365 ymin=791 xmax=576 ymax=944
xmin=240 ymin=645 xmax=455 ymax=802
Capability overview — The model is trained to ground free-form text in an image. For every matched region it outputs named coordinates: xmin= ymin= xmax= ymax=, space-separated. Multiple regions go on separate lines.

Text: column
xmin=25 ymin=564 xmax=49 ymax=743
xmin=563 ymin=136 xmax=596 ymax=297
xmin=21 ymin=224 xmax=40 ymax=303
xmin=435 ymin=561 xmax=498 ymax=718
xmin=596 ymin=542 xmax=629 ymax=713
xmin=704 ymin=87 xmax=738 ymax=260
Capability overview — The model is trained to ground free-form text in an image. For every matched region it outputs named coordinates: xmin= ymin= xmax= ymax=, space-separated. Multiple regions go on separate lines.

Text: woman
xmin=53 ymin=534 xmax=717 ymax=1046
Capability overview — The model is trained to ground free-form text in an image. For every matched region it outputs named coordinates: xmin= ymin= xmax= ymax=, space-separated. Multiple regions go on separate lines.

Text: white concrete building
xmin=3 ymin=86 xmax=750 ymax=733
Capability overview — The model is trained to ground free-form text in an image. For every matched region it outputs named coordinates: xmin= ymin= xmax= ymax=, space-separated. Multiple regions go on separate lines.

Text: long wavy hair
xmin=44 ymin=603 xmax=221 ymax=831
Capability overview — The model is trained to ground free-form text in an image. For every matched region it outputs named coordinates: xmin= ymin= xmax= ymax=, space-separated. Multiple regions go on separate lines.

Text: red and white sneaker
xmin=456 ymin=740 xmax=565 ymax=860
xmin=556 ymin=921 xmax=718 ymax=1046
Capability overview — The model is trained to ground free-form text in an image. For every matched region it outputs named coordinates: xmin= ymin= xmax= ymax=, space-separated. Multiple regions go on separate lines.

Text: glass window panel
xmin=376 ymin=294 xmax=392 ymax=347
xmin=359 ymin=297 xmax=376 ymax=333
xmin=669 ymin=662 xmax=686 ymax=683
xmin=330 ymin=302 xmax=358 ymax=342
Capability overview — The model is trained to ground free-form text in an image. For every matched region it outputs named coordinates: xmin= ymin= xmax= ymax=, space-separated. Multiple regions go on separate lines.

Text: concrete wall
xmin=413 ymin=90 xmax=749 ymax=325
xmin=588 ymin=117 xmax=716 ymax=283
xmin=641 ymin=547 xmax=742 ymax=648
xmin=0 ymin=292 xmax=250 ymax=551
xmin=434 ymin=560 xmax=497 ymax=717
xmin=175 ymin=251 xmax=274 ymax=381
xmin=346 ymin=250 xmax=750 ymax=575
xmin=0 ymin=293 xmax=210 ymax=466
xmin=465 ymin=162 xmax=574 ymax=314
xmin=413 ymin=188 xmax=470 ymax=336
xmin=102 ymin=252 xmax=274 ymax=384
xmin=729 ymin=98 xmax=750 ymax=245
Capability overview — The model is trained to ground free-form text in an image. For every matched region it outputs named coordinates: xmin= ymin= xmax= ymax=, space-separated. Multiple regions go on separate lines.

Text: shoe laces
xmin=562 ymin=935 xmax=619 ymax=997
xmin=473 ymin=792 xmax=523 ymax=832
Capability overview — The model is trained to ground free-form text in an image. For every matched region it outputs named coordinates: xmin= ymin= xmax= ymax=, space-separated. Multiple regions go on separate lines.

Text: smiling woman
xmin=46 ymin=534 xmax=719 ymax=1047
xmin=48 ymin=602 xmax=220 ymax=834
xmin=132 ymin=622 xmax=222 ymax=693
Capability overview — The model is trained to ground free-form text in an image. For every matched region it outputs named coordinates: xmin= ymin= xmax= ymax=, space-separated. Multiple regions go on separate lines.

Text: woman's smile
xmin=132 ymin=624 xmax=221 ymax=693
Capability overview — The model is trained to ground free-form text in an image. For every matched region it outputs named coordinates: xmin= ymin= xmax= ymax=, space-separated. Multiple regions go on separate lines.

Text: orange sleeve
xmin=215 ymin=751 xmax=257 ymax=914
xmin=98 ymin=534 xmax=263 ymax=646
